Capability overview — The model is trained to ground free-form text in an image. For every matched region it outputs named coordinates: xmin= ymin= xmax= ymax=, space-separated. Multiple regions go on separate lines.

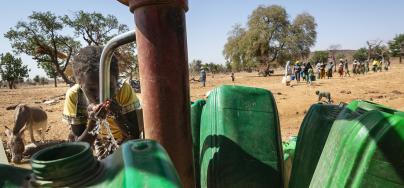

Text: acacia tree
xmin=0 ymin=53 xmax=29 ymax=89
xmin=116 ymin=43 xmax=138 ymax=79
xmin=223 ymin=24 xmax=247 ymax=72
xmin=289 ymin=13 xmax=317 ymax=60
xmin=62 ymin=11 xmax=129 ymax=46
xmin=245 ymin=5 xmax=290 ymax=71
xmin=223 ymin=5 xmax=317 ymax=75
xmin=63 ymin=11 xmax=136 ymax=78
xmin=388 ymin=34 xmax=404 ymax=63
xmin=366 ymin=40 xmax=382 ymax=61
xmin=353 ymin=48 xmax=368 ymax=62
xmin=4 ymin=11 xmax=80 ymax=87
xmin=310 ymin=51 xmax=329 ymax=63
xmin=189 ymin=59 xmax=203 ymax=76
xmin=328 ymin=44 xmax=341 ymax=71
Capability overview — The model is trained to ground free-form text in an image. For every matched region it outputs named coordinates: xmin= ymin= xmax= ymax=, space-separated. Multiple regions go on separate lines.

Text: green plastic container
xmin=191 ymin=99 xmax=206 ymax=188
xmin=95 ymin=139 xmax=181 ymax=188
xmin=0 ymin=164 xmax=31 ymax=187
xmin=30 ymin=142 xmax=102 ymax=187
xmin=0 ymin=140 xmax=181 ymax=188
xmin=288 ymin=104 xmax=342 ymax=188
xmin=283 ymin=136 xmax=297 ymax=188
xmin=310 ymin=101 xmax=404 ymax=187
xmin=199 ymin=85 xmax=283 ymax=188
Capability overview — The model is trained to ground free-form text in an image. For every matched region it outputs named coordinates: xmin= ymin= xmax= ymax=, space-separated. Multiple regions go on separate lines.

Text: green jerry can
xmin=0 ymin=140 xmax=182 ymax=188
xmin=310 ymin=100 xmax=404 ymax=188
xmin=288 ymin=104 xmax=343 ymax=188
xmin=282 ymin=136 xmax=297 ymax=188
xmin=199 ymin=85 xmax=284 ymax=188
xmin=191 ymin=99 xmax=206 ymax=188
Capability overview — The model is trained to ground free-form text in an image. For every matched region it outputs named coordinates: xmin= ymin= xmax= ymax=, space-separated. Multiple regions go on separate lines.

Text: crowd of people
xmin=284 ymin=58 xmax=391 ymax=86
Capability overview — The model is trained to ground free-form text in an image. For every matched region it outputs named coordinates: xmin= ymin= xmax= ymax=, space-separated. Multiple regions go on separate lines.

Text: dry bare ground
xmin=1 ymin=60 xmax=404 ymax=164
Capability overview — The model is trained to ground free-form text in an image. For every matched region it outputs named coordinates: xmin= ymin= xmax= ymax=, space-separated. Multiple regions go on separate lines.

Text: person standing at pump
xmin=200 ymin=68 xmax=207 ymax=87
xmin=63 ymin=46 xmax=141 ymax=160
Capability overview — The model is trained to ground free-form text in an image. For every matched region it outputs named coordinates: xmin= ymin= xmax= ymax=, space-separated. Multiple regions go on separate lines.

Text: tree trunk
xmin=56 ymin=68 xmax=74 ymax=85
xmin=8 ymin=81 xmax=13 ymax=89
xmin=53 ymin=60 xmax=74 ymax=85
xmin=54 ymin=77 xmax=57 ymax=87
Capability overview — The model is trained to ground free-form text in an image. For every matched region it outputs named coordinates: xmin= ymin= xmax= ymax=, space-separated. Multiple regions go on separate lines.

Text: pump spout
xmin=99 ymin=30 xmax=136 ymax=103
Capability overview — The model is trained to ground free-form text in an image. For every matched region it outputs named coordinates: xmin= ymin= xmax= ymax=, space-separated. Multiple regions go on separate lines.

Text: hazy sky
xmin=0 ymin=0 xmax=403 ymax=78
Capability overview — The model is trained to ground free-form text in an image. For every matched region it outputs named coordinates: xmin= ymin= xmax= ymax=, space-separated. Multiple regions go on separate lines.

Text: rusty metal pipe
xmin=126 ymin=0 xmax=195 ymax=187
xmin=99 ymin=30 xmax=136 ymax=103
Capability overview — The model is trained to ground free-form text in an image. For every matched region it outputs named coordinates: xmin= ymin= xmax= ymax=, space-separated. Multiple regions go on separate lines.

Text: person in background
xmin=384 ymin=59 xmax=390 ymax=71
xmin=378 ymin=59 xmax=383 ymax=72
xmin=200 ymin=68 xmax=207 ymax=87
xmin=338 ymin=59 xmax=344 ymax=77
xmin=308 ymin=66 xmax=314 ymax=85
xmin=360 ymin=61 xmax=365 ymax=74
xmin=344 ymin=59 xmax=350 ymax=77
xmin=320 ymin=62 xmax=326 ymax=79
xmin=352 ymin=60 xmax=358 ymax=75
xmin=293 ymin=61 xmax=302 ymax=83
xmin=316 ymin=61 xmax=321 ymax=79
xmin=326 ymin=61 xmax=334 ymax=79
xmin=304 ymin=62 xmax=312 ymax=83
xmin=365 ymin=60 xmax=370 ymax=73
xmin=301 ymin=62 xmax=306 ymax=81
xmin=372 ymin=59 xmax=378 ymax=72
xmin=231 ymin=72 xmax=235 ymax=82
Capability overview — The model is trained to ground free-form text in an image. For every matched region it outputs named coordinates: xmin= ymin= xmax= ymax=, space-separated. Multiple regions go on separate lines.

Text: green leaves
xmin=4 ymin=11 xmax=81 ymax=85
xmin=224 ymin=5 xmax=317 ymax=71
xmin=311 ymin=51 xmax=329 ymax=63
xmin=62 ymin=11 xmax=129 ymax=46
xmin=0 ymin=53 xmax=29 ymax=88
xmin=388 ymin=34 xmax=404 ymax=57
xmin=353 ymin=48 xmax=368 ymax=62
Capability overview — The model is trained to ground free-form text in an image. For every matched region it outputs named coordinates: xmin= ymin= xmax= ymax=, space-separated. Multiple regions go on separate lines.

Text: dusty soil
xmin=1 ymin=61 xmax=404 ymax=164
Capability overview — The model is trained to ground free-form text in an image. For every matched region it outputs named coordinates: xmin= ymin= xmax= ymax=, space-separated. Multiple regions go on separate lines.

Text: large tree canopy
xmin=223 ymin=5 xmax=317 ymax=73
xmin=62 ymin=11 xmax=129 ymax=46
xmin=289 ymin=13 xmax=317 ymax=60
xmin=223 ymin=24 xmax=248 ymax=71
xmin=0 ymin=53 xmax=29 ymax=89
xmin=353 ymin=48 xmax=368 ymax=62
xmin=388 ymin=33 xmax=404 ymax=63
xmin=310 ymin=51 xmax=329 ymax=63
xmin=4 ymin=11 xmax=81 ymax=87
xmin=63 ymin=11 xmax=136 ymax=78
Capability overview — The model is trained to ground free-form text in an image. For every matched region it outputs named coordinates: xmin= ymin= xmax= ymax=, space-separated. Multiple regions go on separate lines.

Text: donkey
xmin=4 ymin=104 xmax=47 ymax=163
